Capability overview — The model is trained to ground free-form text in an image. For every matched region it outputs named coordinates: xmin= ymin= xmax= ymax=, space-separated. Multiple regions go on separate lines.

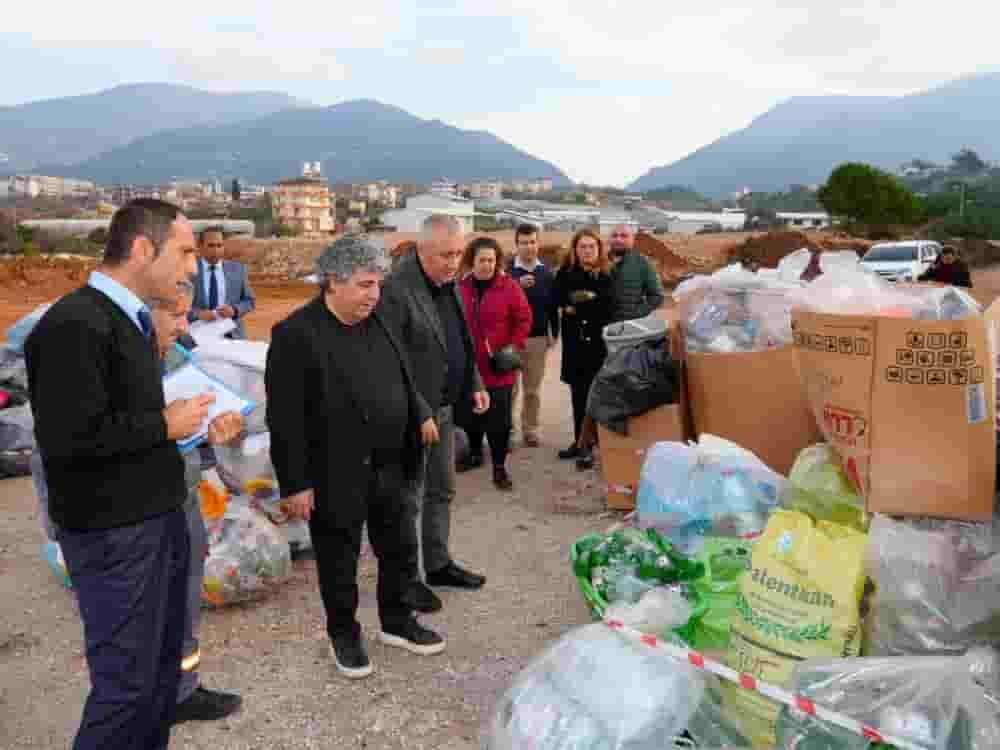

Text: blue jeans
xmin=59 ymin=508 xmax=190 ymax=750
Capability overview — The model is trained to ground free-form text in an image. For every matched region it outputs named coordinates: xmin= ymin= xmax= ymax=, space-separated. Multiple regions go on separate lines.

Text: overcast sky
xmin=4 ymin=2 xmax=998 ymax=186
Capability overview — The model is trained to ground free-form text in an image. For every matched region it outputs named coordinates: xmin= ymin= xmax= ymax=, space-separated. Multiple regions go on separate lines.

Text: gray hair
xmin=316 ymin=234 xmax=389 ymax=289
xmin=150 ymin=280 xmax=195 ymax=310
xmin=421 ymin=214 xmax=463 ymax=238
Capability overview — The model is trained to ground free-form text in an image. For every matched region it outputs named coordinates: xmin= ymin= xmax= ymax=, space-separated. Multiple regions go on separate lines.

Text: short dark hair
xmin=462 ymin=236 xmax=504 ymax=274
xmin=942 ymin=245 xmax=958 ymax=256
xmin=104 ymin=198 xmax=182 ymax=266
xmin=199 ymin=226 xmax=226 ymax=243
xmin=515 ymin=223 xmax=538 ymax=244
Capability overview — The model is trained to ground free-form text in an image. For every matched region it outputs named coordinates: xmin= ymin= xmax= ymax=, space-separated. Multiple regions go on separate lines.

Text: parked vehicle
xmin=859 ymin=241 xmax=941 ymax=282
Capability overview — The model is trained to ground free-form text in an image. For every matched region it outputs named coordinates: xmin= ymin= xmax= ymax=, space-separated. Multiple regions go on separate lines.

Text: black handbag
xmin=486 ymin=340 xmax=522 ymax=374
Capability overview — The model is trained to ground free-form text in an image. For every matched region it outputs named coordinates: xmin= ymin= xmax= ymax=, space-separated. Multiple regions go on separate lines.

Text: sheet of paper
xmin=162 ymin=362 xmax=254 ymax=451
xmin=189 ymin=317 xmax=236 ymax=345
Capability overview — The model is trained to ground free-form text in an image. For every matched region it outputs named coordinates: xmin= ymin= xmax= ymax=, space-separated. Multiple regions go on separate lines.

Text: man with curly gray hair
xmin=266 ymin=234 xmax=444 ymax=680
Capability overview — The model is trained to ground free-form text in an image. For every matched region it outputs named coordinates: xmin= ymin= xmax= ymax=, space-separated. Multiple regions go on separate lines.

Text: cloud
xmin=169 ymin=43 xmax=348 ymax=86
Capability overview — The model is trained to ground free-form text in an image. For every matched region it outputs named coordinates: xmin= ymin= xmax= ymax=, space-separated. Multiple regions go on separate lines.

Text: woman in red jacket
xmin=457 ymin=237 xmax=533 ymax=490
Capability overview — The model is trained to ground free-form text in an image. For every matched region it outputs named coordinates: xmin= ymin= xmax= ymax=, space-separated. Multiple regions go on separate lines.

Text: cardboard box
xmin=791 ymin=309 xmax=997 ymax=520
xmin=598 ymin=403 xmax=686 ymax=510
xmin=685 ymin=346 xmax=822 ymax=475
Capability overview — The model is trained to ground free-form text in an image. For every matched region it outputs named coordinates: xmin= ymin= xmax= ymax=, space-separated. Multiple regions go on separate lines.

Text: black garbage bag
xmin=586 ymin=339 xmax=681 ymax=435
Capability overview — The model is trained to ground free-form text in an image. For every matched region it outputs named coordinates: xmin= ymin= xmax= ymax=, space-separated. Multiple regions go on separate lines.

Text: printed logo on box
xmin=822 ymin=405 xmax=867 ymax=446
xmin=928 ymin=333 xmax=947 ymax=350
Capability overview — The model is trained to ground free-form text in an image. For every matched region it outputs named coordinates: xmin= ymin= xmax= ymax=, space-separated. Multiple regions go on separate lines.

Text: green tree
xmin=951 ymin=148 xmax=987 ymax=175
xmin=818 ymin=162 xmax=924 ymax=227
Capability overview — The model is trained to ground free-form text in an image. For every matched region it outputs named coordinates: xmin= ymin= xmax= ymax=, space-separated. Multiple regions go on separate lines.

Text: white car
xmin=859 ymin=241 xmax=942 ymax=282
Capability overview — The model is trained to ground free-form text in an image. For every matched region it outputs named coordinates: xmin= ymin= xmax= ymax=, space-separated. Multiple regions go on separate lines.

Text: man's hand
xmin=519 ymin=275 xmax=536 ymax=289
xmin=207 ymin=411 xmax=244 ymax=445
xmin=563 ymin=305 xmax=576 ymax=317
xmin=420 ymin=418 xmax=440 ymax=445
xmin=163 ymin=393 xmax=215 ymax=440
xmin=216 ymin=304 xmax=236 ymax=319
xmin=472 ymin=390 xmax=490 ymax=415
xmin=197 ymin=310 xmax=217 ymax=322
xmin=284 ymin=489 xmax=315 ymax=521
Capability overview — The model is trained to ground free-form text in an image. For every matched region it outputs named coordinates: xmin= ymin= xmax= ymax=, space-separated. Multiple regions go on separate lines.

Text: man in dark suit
xmin=266 ymin=235 xmax=445 ymax=680
xmin=380 ymin=214 xmax=490 ymax=615
xmin=189 ymin=226 xmax=256 ymax=339
xmin=25 ymin=199 xmax=214 ymax=750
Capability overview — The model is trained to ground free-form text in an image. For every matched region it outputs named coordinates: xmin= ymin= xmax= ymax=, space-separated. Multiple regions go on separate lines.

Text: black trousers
xmin=309 ymin=465 xmax=415 ymax=640
xmin=569 ymin=375 xmax=596 ymax=444
xmin=462 ymin=385 xmax=513 ymax=468
xmin=58 ymin=507 xmax=190 ymax=750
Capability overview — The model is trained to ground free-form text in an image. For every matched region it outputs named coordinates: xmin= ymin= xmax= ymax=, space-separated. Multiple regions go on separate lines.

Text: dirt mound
xmin=635 ymin=233 xmax=719 ymax=284
xmin=726 ymin=231 xmax=871 ymax=268
xmin=0 ymin=255 xmax=96 ymax=291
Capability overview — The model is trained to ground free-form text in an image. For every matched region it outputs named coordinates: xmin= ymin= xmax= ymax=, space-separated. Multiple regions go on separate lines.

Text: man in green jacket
xmin=607 ymin=224 xmax=665 ymax=322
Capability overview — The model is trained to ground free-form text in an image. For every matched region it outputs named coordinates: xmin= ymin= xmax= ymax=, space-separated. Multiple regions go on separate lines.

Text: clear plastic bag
xmin=637 ymin=435 xmax=786 ymax=555
xmin=789 ymin=651 xmax=1000 ymax=750
xmin=604 ymin=586 xmax=693 ymax=636
xmin=865 ymin=515 xmax=1000 ymax=656
xmin=202 ymin=498 xmax=291 ymax=608
xmin=191 ymin=339 xmax=269 ymax=434
xmin=213 ymin=432 xmax=312 ymax=551
xmin=483 ymin=623 xmax=706 ymax=750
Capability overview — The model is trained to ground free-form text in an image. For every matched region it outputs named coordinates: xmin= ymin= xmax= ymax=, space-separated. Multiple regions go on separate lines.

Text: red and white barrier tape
xmin=603 ymin=619 xmax=929 ymax=750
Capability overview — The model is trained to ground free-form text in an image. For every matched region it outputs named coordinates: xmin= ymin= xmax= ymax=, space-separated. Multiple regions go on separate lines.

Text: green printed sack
xmin=722 ymin=509 xmax=867 ymax=749
xmin=689 ymin=537 xmax=753 ymax=653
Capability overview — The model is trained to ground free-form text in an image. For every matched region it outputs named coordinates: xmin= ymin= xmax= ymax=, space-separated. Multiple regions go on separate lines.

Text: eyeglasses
xmin=204 ymin=243 xmax=224 ymax=249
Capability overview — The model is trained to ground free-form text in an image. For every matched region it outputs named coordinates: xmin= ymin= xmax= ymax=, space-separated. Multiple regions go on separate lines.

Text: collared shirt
xmin=87 ymin=270 xmax=148 ymax=334
xmin=513 ymin=256 xmax=543 ymax=273
xmin=200 ymin=257 xmax=227 ymax=308
xmin=417 ymin=255 xmax=468 ymax=405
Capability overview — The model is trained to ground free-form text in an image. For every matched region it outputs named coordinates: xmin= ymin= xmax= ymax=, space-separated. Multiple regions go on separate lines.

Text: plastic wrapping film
xmin=865 ymin=515 xmax=1000 ymax=657
xmin=789 ymin=650 xmax=1000 ymax=750
xmin=482 ymin=623 xmax=707 ymax=750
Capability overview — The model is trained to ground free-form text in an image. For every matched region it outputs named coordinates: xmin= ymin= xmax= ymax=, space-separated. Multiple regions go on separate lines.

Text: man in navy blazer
xmin=189 ymin=227 xmax=256 ymax=339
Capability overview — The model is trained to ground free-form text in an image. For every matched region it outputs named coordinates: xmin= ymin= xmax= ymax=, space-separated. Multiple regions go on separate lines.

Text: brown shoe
xmin=523 ymin=434 xmax=540 ymax=447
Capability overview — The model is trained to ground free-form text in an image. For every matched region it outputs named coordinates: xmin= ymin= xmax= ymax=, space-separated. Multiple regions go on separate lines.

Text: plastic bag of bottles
xmin=605 ymin=586 xmax=693 ymax=636
xmin=637 ymin=435 xmax=786 ymax=555
xmin=784 ymin=444 xmax=867 ymax=532
xmin=684 ymin=673 xmax=754 ymax=749
xmin=788 ymin=649 xmax=1000 ymax=750
xmin=774 ymin=705 xmax=873 ymax=750
xmin=788 ymin=268 xmax=927 ymax=317
xmin=214 ymin=432 xmax=312 ymax=552
xmin=202 ymin=498 xmax=291 ymax=608
xmin=483 ymin=623 xmax=707 ymax=750
xmin=865 ymin=515 xmax=1000 ymax=657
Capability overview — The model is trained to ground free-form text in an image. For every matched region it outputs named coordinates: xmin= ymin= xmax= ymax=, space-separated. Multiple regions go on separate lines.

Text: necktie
xmin=138 ymin=308 xmax=154 ymax=341
xmin=208 ymin=264 xmax=219 ymax=311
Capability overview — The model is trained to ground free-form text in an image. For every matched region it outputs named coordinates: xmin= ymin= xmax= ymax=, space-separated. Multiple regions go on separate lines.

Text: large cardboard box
xmin=685 ymin=346 xmax=822 ymax=475
xmin=791 ymin=309 xmax=997 ymax=520
xmin=598 ymin=403 xmax=686 ymax=510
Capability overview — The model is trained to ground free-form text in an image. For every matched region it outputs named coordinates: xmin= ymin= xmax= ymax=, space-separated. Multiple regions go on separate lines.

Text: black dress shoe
xmin=403 ymin=581 xmax=443 ymax=613
xmin=173 ymin=686 xmax=243 ymax=724
xmin=456 ymin=454 xmax=484 ymax=473
xmin=289 ymin=543 xmax=316 ymax=562
xmin=558 ymin=443 xmax=580 ymax=460
xmin=330 ymin=633 xmax=373 ymax=679
xmin=492 ymin=466 xmax=513 ymax=491
xmin=576 ymin=450 xmax=595 ymax=471
xmin=378 ymin=618 xmax=446 ymax=656
xmin=426 ymin=561 xmax=486 ymax=589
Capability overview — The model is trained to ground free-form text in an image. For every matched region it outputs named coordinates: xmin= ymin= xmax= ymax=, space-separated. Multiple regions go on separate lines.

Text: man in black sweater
xmin=25 ymin=199 xmax=212 ymax=750
xmin=508 ymin=224 xmax=559 ymax=447
xmin=266 ymin=235 xmax=445 ymax=680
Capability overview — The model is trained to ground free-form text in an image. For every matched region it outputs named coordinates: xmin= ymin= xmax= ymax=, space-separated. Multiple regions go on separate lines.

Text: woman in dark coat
xmin=457 ymin=237 xmax=533 ymax=490
xmin=554 ymin=228 xmax=613 ymax=469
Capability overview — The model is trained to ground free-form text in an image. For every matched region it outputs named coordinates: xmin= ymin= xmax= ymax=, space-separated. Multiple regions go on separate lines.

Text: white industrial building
xmin=381 ymin=193 xmax=476 ymax=233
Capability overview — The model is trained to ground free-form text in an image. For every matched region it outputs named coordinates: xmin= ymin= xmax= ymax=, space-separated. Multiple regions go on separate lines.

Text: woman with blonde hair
xmin=554 ymin=228 xmax=613 ymax=469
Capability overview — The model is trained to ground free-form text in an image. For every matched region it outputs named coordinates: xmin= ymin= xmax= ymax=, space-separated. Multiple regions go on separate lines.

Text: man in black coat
xmin=25 ymin=199 xmax=211 ymax=750
xmin=266 ymin=235 xmax=445 ymax=680
xmin=380 ymin=214 xmax=490 ymax=614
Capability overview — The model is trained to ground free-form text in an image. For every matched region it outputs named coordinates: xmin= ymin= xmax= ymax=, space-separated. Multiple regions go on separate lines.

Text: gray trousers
xmin=177 ymin=487 xmax=207 ymax=703
xmin=409 ymin=405 xmax=456 ymax=576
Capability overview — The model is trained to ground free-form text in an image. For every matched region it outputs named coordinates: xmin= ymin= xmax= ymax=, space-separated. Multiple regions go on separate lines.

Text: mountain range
xmin=0 ymin=83 xmax=303 ymax=172
xmin=38 ymin=98 xmax=572 ymax=186
xmin=628 ymin=73 xmax=1000 ymax=197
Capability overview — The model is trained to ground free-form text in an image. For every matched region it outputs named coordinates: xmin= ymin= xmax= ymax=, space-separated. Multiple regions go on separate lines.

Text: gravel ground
xmin=0 ymin=349 xmax=616 ymax=749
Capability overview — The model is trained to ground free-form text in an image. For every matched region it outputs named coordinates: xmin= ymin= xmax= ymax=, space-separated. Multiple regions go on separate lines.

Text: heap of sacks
xmin=35 ymin=330 xmax=309 ymax=609
xmin=485 ymin=262 xmax=1000 ymax=750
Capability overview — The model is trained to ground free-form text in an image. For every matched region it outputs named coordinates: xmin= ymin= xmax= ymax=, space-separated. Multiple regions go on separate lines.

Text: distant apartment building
xmin=464 ymin=179 xmax=505 ymax=200
xmin=271 ymin=176 xmax=334 ymax=236
xmin=529 ymin=178 xmax=554 ymax=194
xmin=11 ymin=174 xmax=96 ymax=199
xmin=382 ymin=192 xmax=475 ymax=233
